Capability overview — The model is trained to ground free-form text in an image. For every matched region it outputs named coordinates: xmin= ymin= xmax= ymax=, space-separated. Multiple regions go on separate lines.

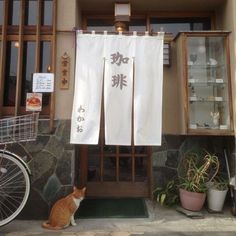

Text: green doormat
xmin=76 ymin=198 xmax=148 ymax=218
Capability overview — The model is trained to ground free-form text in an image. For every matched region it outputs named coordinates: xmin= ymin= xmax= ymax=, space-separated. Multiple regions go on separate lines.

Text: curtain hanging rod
xmin=57 ymin=28 xmax=169 ymax=36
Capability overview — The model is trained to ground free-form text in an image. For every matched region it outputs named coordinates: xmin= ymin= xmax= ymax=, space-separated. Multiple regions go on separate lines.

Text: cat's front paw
xmin=71 ymin=221 xmax=77 ymax=226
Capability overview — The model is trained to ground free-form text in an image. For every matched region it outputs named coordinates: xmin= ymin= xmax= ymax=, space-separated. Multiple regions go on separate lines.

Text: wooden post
xmin=0 ymin=0 xmax=8 ymax=117
xmin=49 ymin=0 xmax=57 ymax=132
xmin=15 ymin=0 xmax=25 ymax=116
xmin=79 ymin=145 xmax=88 ymax=187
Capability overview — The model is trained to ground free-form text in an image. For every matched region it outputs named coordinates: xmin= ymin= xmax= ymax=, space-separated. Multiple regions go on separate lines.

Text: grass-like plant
xmin=178 ymin=150 xmax=219 ymax=193
xmin=153 ymin=180 xmax=179 ymax=206
xmin=211 ymin=175 xmax=228 ymax=191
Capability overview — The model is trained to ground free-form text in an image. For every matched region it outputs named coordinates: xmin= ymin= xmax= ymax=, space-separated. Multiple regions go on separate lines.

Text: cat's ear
xmin=82 ymin=187 xmax=86 ymax=193
xmin=73 ymin=186 xmax=78 ymax=191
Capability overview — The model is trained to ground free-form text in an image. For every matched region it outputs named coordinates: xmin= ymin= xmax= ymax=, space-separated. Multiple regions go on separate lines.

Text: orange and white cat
xmin=42 ymin=186 xmax=86 ymax=230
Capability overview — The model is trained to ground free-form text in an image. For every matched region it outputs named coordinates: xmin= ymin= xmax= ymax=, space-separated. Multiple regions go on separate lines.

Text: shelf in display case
xmin=189 ymin=124 xmax=229 ymax=130
xmin=188 ymin=63 xmax=225 ymax=69
xmin=189 ymin=97 xmax=225 ymax=102
xmin=188 ymin=79 xmax=225 ymax=84
xmin=189 ymin=124 xmax=229 ymax=133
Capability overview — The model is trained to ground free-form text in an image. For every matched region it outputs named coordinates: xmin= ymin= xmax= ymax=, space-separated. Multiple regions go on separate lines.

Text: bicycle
xmin=0 ymin=113 xmax=39 ymax=226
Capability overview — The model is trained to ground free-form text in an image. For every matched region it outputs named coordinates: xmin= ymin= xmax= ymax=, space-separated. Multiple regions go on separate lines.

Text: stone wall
xmin=152 ymin=135 xmax=235 ymax=190
xmin=6 ymin=119 xmax=234 ymax=219
xmin=8 ymin=119 xmax=76 ymax=219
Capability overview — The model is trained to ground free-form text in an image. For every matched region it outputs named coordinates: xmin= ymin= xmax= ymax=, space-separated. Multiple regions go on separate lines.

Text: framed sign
xmin=26 ymin=93 xmax=42 ymax=111
xmin=60 ymin=52 xmax=70 ymax=89
xmin=33 ymin=73 xmax=54 ymax=92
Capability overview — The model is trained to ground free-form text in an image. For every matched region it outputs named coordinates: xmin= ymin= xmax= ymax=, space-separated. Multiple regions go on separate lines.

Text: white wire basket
xmin=0 ymin=113 xmax=39 ymax=145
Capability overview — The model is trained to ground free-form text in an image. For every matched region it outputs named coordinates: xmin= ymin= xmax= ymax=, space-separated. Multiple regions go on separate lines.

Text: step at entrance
xmin=76 ymin=198 xmax=148 ymax=218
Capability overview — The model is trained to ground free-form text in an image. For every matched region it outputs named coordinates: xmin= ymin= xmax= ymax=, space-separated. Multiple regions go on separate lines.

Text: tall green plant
xmin=179 ymin=150 xmax=219 ymax=193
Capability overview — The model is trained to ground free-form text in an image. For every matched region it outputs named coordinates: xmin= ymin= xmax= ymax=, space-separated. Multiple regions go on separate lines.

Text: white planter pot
xmin=207 ymin=188 xmax=228 ymax=212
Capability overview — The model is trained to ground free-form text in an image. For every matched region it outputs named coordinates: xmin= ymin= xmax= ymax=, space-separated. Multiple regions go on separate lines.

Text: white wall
xmin=216 ymin=0 xmax=236 ymax=135
xmin=54 ymin=0 xmax=236 ymax=131
xmin=55 ymin=0 xmax=82 ymax=119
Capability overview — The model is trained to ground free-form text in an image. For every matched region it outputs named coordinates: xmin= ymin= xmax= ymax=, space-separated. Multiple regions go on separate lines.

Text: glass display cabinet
xmin=175 ymin=32 xmax=233 ymax=135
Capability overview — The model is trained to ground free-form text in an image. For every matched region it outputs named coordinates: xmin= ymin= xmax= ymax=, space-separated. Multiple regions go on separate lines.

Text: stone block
xmin=24 ymin=135 xmax=50 ymax=153
xmin=152 ymin=136 xmax=167 ymax=152
xmin=152 ymin=166 xmax=178 ymax=188
xmin=55 ymin=120 xmax=71 ymax=145
xmin=17 ymin=188 xmax=49 ymax=220
xmin=43 ymin=174 xmax=62 ymax=203
xmin=165 ymin=135 xmax=185 ymax=149
xmin=5 ymin=143 xmax=32 ymax=163
xmin=56 ymin=150 xmax=74 ymax=185
xmin=44 ymin=136 xmax=64 ymax=159
xmin=152 ymin=151 xmax=167 ymax=167
xmin=38 ymin=119 xmax=54 ymax=134
xmin=30 ymin=150 xmax=57 ymax=187
xmin=166 ymin=150 xmax=179 ymax=168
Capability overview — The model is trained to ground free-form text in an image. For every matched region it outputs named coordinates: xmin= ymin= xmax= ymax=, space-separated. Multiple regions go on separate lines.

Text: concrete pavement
xmin=1 ymin=200 xmax=236 ymax=236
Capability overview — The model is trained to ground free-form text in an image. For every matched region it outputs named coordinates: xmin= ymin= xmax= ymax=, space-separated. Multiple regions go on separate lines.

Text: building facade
xmin=0 ymin=0 xmax=236 ymax=219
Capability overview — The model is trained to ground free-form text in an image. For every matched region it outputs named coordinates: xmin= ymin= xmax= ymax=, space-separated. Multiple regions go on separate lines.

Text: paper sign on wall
xmin=33 ymin=73 xmax=54 ymax=92
xmin=26 ymin=93 xmax=42 ymax=111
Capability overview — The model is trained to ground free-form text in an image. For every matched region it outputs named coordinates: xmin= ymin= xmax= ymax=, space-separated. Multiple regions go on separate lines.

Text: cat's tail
xmin=42 ymin=221 xmax=63 ymax=230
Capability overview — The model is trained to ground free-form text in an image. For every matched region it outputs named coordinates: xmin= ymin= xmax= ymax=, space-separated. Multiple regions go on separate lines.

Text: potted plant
xmin=153 ymin=180 xmax=179 ymax=207
xmin=207 ymin=175 xmax=228 ymax=212
xmin=178 ymin=150 xmax=219 ymax=211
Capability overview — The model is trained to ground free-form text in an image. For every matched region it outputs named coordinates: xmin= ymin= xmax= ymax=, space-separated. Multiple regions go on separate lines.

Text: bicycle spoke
xmin=0 ymin=204 xmax=16 ymax=220
xmin=0 ymin=152 xmax=30 ymax=226
xmin=0 ymin=197 xmax=19 ymax=211
xmin=1 ymin=177 xmax=26 ymax=188
xmin=0 ymin=169 xmax=26 ymax=187
xmin=0 ymin=163 xmax=23 ymax=183
xmin=0 ymin=205 xmax=9 ymax=220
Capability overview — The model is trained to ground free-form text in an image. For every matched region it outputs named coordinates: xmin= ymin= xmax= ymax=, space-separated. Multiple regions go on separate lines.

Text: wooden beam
xmin=100 ymin=72 xmax=105 ymax=182
xmin=147 ymin=147 xmax=153 ymax=199
xmin=79 ymin=145 xmax=88 ymax=187
xmin=225 ymin=34 xmax=234 ymax=132
xmin=35 ymin=0 xmax=41 ymax=72
xmin=0 ymin=0 xmax=8 ymax=117
xmin=86 ymin=182 xmax=149 ymax=198
xmin=15 ymin=0 xmax=25 ymax=115
xmin=49 ymin=0 xmax=57 ymax=132
xmin=116 ymin=145 xmax=119 ymax=182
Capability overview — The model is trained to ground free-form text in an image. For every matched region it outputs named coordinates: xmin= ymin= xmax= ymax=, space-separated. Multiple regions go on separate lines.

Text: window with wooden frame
xmin=151 ymin=16 xmax=212 ymax=66
xmin=149 ymin=17 xmax=211 ymax=37
xmin=0 ymin=0 xmax=56 ymax=117
xmin=84 ymin=17 xmax=172 ymax=65
xmin=83 ymin=14 xmax=213 ymax=67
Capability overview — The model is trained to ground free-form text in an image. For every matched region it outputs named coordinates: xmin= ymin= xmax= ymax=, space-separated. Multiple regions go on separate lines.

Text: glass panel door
xmin=4 ymin=41 xmax=18 ymax=106
xmin=25 ymin=0 xmax=37 ymax=25
xmin=0 ymin=0 xmax=3 ymax=25
xmin=187 ymin=36 xmax=230 ymax=131
xmin=21 ymin=41 xmax=36 ymax=105
xmin=8 ymin=0 xmax=20 ymax=26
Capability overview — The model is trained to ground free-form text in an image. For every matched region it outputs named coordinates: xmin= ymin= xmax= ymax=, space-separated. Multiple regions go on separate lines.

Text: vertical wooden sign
xmin=60 ymin=52 xmax=70 ymax=89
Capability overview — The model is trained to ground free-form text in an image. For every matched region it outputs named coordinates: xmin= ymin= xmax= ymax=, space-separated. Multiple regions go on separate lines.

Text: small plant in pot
xmin=153 ymin=180 xmax=179 ymax=207
xmin=178 ymin=150 xmax=219 ymax=212
xmin=207 ymin=175 xmax=228 ymax=212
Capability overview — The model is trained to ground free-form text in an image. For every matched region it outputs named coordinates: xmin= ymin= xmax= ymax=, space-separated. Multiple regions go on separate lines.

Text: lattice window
xmin=0 ymin=0 xmax=56 ymax=117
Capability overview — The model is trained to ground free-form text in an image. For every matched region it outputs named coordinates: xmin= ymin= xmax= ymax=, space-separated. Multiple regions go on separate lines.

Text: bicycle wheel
xmin=0 ymin=151 xmax=30 ymax=226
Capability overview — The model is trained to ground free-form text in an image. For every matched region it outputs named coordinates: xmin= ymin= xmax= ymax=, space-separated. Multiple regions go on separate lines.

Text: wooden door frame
xmin=77 ymin=145 xmax=153 ymax=198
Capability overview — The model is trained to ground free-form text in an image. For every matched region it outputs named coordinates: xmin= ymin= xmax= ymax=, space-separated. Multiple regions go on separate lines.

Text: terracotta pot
xmin=179 ymin=188 xmax=206 ymax=211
